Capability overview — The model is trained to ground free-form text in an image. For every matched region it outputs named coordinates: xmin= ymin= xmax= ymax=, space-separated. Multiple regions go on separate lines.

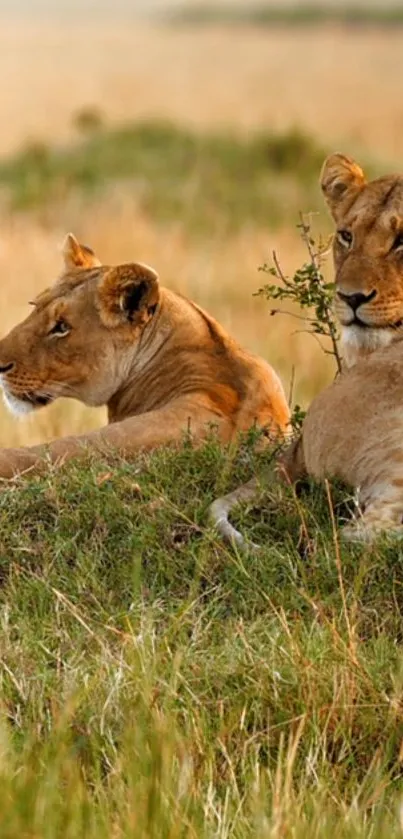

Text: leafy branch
xmin=256 ymin=213 xmax=342 ymax=375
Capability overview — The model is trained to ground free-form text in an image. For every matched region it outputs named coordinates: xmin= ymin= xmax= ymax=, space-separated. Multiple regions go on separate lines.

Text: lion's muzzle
xmin=336 ymin=288 xmax=377 ymax=326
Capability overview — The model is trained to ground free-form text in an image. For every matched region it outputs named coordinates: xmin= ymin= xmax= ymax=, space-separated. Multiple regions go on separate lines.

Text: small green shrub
xmin=257 ymin=214 xmax=341 ymax=379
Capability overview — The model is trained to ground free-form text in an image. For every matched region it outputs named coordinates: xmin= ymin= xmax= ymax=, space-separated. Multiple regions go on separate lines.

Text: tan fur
xmin=295 ymin=343 xmax=403 ymax=540
xmin=210 ymin=155 xmax=403 ymax=545
xmin=0 ymin=235 xmax=289 ymax=479
xmin=321 ymin=153 xmax=403 ymax=368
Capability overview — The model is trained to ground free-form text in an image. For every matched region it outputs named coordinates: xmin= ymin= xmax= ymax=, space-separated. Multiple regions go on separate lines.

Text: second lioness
xmin=0 ymin=234 xmax=289 ymax=478
xmin=210 ymin=153 xmax=403 ymax=544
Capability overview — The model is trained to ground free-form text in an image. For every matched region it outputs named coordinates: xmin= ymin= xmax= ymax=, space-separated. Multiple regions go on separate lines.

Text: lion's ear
xmin=320 ymin=153 xmax=366 ymax=219
xmin=98 ymin=263 xmax=160 ymax=327
xmin=62 ymin=233 xmax=101 ymax=270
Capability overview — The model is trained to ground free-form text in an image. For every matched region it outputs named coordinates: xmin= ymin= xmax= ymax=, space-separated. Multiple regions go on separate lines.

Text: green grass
xmin=0 ymin=121 xmax=327 ymax=232
xmin=1 ymin=430 xmax=403 ymax=836
xmin=168 ymin=3 xmax=403 ymax=28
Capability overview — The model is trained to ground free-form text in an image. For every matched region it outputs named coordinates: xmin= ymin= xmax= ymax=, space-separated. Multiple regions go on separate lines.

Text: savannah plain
xmin=3 ymin=9 xmax=403 ymax=837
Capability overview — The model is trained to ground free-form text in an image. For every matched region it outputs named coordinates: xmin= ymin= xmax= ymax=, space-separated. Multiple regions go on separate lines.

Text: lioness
xmin=210 ymin=153 xmax=403 ymax=544
xmin=0 ymin=234 xmax=289 ymax=478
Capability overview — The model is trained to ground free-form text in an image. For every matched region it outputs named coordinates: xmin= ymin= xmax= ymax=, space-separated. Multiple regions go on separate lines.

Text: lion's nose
xmin=337 ymin=289 xmax=377 ymax=312
xmin=0 ymin=362 xmax=15 ymax=374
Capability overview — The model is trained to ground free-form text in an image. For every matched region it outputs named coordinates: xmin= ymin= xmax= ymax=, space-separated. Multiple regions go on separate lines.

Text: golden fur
xmin=210 ymin=154 xmax=403 ymax=544
xmin=0 ymin=234 xmax=289 ymax=478
xmin=323 ymin=153 xmax=403 ymax=367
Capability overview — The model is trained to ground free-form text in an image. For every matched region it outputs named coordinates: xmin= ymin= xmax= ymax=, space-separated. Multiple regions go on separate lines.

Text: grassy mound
xmin=0 ymin=433 xmax=403 ymax=836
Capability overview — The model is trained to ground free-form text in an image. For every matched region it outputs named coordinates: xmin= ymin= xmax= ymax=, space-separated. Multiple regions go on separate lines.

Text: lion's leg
xmin=0 ymin=396 xmax=233 ymax=479
xmin=209 ymin=477 xmax=261 ymax=548
xmin=208 ymin=436 xmax=305 ymax=549
xmin=341 ymin=481 xmax=403 ymax=543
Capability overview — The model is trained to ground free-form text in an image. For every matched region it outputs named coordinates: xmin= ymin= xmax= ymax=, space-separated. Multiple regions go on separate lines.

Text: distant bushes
xmin=265 ymin=127 xmax=325 ymax=173
xmin=168 ymin=3 xmax=403 ymax=28
xmin=0 ymin=119 xmax=327 ymax=232
xmin=72 ymin=105 xmax=105 ymax=135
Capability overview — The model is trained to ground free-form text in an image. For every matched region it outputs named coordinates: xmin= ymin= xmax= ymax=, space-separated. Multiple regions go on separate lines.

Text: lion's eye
xmin=48 ymin=319 xmax=70 ymax=337
xmin=337 ymin=229 xmax=353 ymax=247
xmin=393 ymin=232 xmax=403 ymax=251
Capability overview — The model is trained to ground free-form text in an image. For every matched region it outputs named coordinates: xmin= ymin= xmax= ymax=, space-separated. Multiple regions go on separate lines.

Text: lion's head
xmin=0 ymin=234 xmax=160 ymax=415
xmin=321 ymin=153 xmax=403 ymax=367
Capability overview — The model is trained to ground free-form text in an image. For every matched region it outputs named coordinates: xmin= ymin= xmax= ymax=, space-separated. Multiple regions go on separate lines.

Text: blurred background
xmin=0 ymin=0 xmax=401 ymax=446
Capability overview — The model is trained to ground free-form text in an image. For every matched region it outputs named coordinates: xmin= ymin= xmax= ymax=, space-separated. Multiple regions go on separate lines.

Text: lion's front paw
xmin=0 ymin=448 xmax=40 ymax=480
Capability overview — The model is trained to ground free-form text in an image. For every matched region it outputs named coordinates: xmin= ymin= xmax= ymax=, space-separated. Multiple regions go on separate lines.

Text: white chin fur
xmin=341 ymin=325 xmax=395 ymax=368
xmin=2 ymin=390 xmax=35 ymax=417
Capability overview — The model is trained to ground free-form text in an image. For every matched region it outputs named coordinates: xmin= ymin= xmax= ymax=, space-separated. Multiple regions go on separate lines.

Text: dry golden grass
xmin=1 ymin=22 xmax=403 ymax=160
xmin=0 ymin=20 xmax=398 ymax=446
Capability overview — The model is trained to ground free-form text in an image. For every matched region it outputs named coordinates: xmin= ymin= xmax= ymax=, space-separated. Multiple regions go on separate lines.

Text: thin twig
xmin=288 ymin=365 xmax=296 ymax=408
xmin=270 ymin=309 xmax=312 ymax=323
xmin=272 ymin=250 xmax=293 ymax=289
